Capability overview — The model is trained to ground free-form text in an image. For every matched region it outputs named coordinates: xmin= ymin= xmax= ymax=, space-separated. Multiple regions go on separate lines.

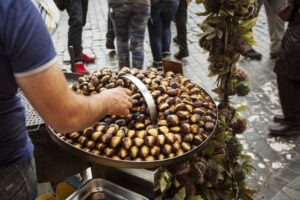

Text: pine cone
xmin=175 ymin=161 xmax=191 ymax=176
xmin=234 ymin=165 xmax=246 ymax=183
xmin=231 ymin=117 xmax=247 ymax=134
xmin=235 ymin=82 xmax=250 ymax=96
xmin=225 ymin=136 xmax=242 ymax=161
xmin=178 ymin=174 xmax=197 ymax=196
xmin=205 ymin=161 xmax=221 ymax=186
xmin=234 ymin=68 xmax=249 ymax=81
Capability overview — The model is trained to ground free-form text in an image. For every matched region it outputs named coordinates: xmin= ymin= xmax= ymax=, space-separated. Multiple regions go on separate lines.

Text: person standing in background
xmin=106 ymin=9 xmax=115 ymax=50
xmin=66 ymin=0 xmax=96 ymax=74
xmin=269 ymin=0 xmax=300 ymax=136
xmin=108 ymin=0 xmax=150 ymax=69
xmin=148 ymin=0 xmax=179 ymax=69
xmin=174 ymin=0 xmax=191 ymax=60
xmin=242 ymin=0 xmax=285 ymax=60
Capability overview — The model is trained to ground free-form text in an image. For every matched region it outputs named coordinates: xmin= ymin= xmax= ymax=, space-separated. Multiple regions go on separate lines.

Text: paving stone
xmin=268 ymin=177 xmax=288 ymax=192
xmin=278 ymin=169 xmax=300 ymax=183
xmin=282 ymin=187 xmax=300 ymax=200
xmin=287 ymin=160 xmax=300 ymax=175
xmin=271 ymin=192 xmax=292 ymax=200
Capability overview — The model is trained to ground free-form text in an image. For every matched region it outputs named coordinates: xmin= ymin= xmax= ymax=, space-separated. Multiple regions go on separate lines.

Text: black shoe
xmin=162 ymin=52 xmax=171 ymax=60
xmin=273 ymin=115 xmax=286 ymax=123
xmin=175 ymin=48 xmax=189 ymax=60
xmin=106 ymin=39 xmax=115 ymax=49
xmin=152 ymin=61 xmax=163 ymax=71
xmin=269 ymin=121 xmax=300 ymax=136
xmin=270 ymin=52 xmax=280 ymax=59
xmin=173 ymin=36 xmax=178 ymax=44
xmin=241 ymin=48 xmax=262 ymax=60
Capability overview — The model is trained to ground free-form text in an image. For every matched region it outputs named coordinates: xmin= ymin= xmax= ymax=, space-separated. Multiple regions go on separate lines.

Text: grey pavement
xmin=52 ymin=1 xmax=300 ymax=199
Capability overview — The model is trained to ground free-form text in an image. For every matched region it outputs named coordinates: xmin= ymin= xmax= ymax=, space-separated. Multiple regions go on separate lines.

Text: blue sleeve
xmin=0 ymin=0 xmax=57 ymax=74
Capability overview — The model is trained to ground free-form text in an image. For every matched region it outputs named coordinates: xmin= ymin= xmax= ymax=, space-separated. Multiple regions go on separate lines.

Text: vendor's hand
xmin=100 ymin=88 xmax=132 ymax=116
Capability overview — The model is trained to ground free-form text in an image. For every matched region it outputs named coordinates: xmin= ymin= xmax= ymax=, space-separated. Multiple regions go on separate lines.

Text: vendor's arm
xmin=16 ymin=63 xmax=132 ymax=133
xmin=1 ymin=0 xmax=132 ymax=133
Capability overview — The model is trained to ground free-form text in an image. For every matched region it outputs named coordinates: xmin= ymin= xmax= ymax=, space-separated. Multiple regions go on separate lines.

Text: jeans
xmin=106 ymin=12 xmax=115 ymax=41
xmin=66 ymin=0 xmax=88 ymax=62
xmin=109 ymin=3 xmax=150 ymax=69
xmin=148 ymin=2 xmax=179 ymax=62
xmin=257 ymin=0 xmax=285 ymax=54
xmin=0 ymin=157 xmax=37 ymax=200
xmin=175 ymin=0 xmax=188 ymax=50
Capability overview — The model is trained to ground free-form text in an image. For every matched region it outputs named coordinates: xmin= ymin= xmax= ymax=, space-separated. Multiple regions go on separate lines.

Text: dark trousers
xmin=175 ymin=0 xmax=188 ymax=50
xmin=66 ymin=0 xmax=88 ymax=62
xmin=0 ymin=157 xmax=37 ymax=200
xmin=109 ymin=3 xmax=150 ymax=69
xmin=148 ymin=2 xmax=179 ymax=62
xmin=106 ymin=12 xmax=115 ymax=41
xmin=277 ymin=73 xmax=300 ymax=124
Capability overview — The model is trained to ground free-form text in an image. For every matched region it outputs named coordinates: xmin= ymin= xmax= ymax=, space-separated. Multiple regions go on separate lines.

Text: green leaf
xmin=203 ymin=143 xmax=216 ymax=157
xmin=195 ymin=0 xmax=204 ymax=4
xmin=214 ymin=131 xmax=226 ymax=141
xmin=212 ymin=86 xmax=224 ymax=95
xmin=241 ymin=32 xmax=254 ymax=39
xmin=159 ymin=176 xmax=168 ymax=193
xmin=217 ymin=29 xmax=223 ymax=39
xmin=155 ymin=195 xmax=163 ymax=200
xmin=236 ymin=104 xmax=248 ymax=112
xmin=206 ymin=32 xmax=217 ymax=40
xmin=208 ymin=70 xmax=219 ymax=77
xmin=212 ymin=154 xmax=224 ymax=161
xmin=226 ymin=9 xmax=235 ymax=16
xmin=241 ymin=18 xmax=257 ymax=30
xmin=172 ymin=187 xmax=186 ymax=200
xmin=188 ymin=195 xmax=204 ymax=200
xmin=175 ymin=179 xmax=181 ymax=188
xmin=244 ymin=37 xmax=257 ymax=46
xmin=196 ymin=11 xmax=211 ymax=16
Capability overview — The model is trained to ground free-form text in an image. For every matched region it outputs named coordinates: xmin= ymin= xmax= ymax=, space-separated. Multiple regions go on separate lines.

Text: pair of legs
xmin=148 ymin=1 xmax=179 ymax=66
xmin=67 ymin=0 xmax=94 ymax=74
xmin=174 ymin=0 xmax=189 ymax=59
xmin=106 ymin=7 xmax=115 ymax=50
xmin=270 ymin=12 xmax=300 ymax=136
xmin=269 ymin=73 xmax=300 ymax=135
xmin=243 ymin=0 xmax=285 ymax=60
xmin=0 ymin=157 xmax=37 ymax=200
xmin=109 ymin=3 xmax=150 ymax=69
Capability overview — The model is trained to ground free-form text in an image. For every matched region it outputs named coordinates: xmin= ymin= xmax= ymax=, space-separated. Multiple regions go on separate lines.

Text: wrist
xmin=97 ymin=93 xmax=110 ymax=115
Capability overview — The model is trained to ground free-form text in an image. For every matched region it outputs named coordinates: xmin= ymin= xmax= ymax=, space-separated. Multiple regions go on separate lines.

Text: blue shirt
xmin=0 ymin=0 xmax=56 ymax=170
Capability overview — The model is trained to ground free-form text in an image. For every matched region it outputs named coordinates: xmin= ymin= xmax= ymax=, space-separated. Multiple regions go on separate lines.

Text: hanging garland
xmin=155 ymin=0 xmax=257 ymax=199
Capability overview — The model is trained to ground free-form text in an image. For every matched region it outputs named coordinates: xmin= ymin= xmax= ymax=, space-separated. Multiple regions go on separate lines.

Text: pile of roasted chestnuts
xmin=56 ymin=67 xmax=217 ymax=161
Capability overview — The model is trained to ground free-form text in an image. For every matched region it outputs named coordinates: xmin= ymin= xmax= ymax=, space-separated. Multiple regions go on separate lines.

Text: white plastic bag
xmin=32 ymin=0 xmax=60 ymax=35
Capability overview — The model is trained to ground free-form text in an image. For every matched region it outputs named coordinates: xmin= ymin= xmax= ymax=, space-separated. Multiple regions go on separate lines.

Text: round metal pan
xmin=46 ymin=85 xmax=218 ymax=169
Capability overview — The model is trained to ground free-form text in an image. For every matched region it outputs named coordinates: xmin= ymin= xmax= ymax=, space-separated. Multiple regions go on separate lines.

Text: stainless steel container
xmin=67 ymin=178 xmax=149 ymax=200
xmin=91 ymin=165 xmax=161 ymax=199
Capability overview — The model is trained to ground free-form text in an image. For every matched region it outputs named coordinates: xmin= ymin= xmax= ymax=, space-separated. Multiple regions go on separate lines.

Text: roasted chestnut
xmin=91 ymin=131 xmax=102 ymax=142
xmin=110 ymin=136 xmax=122 ymax=148
xmin=82 ymin=127 xmax=94 ymax=137
xmin=122 ymin=137 xmax=133 ymax=150
xmin=166 ymin=115 xmax=179 ymax=126
xmin=129 ymin=146 xmax=139 ymax=159
xmin=134 ymin=138 xmax=144 ymax=147
xmin=140 ymin=145 xmax=150 ymax=158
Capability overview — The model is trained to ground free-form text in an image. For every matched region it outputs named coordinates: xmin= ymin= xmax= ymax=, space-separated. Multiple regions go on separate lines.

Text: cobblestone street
xmin=52 ymin=1 xmax=300 ymax=199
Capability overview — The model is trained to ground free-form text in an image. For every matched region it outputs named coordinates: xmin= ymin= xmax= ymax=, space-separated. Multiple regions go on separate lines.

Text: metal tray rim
xmin=46 ymin=85 xmax=218 ymax=169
